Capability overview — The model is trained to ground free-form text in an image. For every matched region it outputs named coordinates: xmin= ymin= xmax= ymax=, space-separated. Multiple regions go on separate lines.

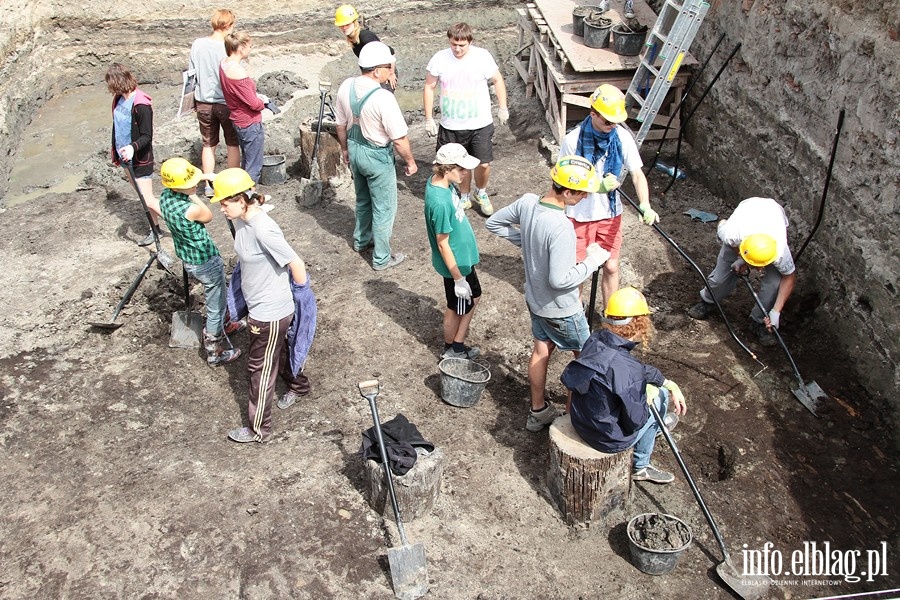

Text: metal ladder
xmin=625 ymin=0 xmax=710 ymax=147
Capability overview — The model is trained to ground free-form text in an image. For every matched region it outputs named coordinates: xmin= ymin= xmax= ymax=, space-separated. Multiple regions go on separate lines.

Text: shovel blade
xmin=387 ymin=542 xmax=428 ymax=600
xmin=792 ymin=381 xmax=826 ymax=417
xmin=169 ymin=311 xmax=204 ymax=348
xmin=297 ymin=178 xmax=323 ymax=208
xmin=716 ymin=561 xmax=770 ymax=600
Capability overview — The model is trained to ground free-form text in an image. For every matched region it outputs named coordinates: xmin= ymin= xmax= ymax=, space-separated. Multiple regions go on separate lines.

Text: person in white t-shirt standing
xmin=423 ymin=22 xmax=508 ymax=217
xmin=189 ymin=9 xmax=241 ymax=197
xmin=560 ymin=84 xmax=658 ymax=313
xmin=335 ymin=42 xmax=417 ymax=271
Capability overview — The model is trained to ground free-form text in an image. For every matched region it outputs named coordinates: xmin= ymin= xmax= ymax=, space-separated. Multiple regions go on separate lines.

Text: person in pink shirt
xmin=220 ymin=31 xmax=269 ymax=184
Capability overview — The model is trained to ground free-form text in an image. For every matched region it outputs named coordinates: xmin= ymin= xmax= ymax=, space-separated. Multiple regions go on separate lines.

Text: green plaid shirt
xmin=159 ymin=188 xmax=219 ymax=265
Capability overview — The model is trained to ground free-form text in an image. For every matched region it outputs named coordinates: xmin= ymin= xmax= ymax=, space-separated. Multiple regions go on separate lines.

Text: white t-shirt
xmin=426 ymin=46 xmax=499 ymax=131
xmin=717 ymin=197 xmax=795 ymax=275
xmin=335 ymin=76 xmax=409 ymax=147
xmin=561 ymin=124 xmax=643 ymax=221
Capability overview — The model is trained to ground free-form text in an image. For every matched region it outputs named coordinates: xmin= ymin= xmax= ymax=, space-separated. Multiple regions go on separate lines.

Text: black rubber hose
xmin=794 ymin=109 xmax=845 ymax=263
xmin=618 ymin=188 xmax=762 ymax=365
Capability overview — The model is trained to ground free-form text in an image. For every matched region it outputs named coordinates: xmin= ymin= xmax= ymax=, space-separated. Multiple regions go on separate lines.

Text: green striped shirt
xmin=159 ymin=189 xmax=219 ymax=265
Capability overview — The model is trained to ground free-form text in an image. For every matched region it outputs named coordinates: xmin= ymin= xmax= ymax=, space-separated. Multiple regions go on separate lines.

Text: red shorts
xmin=570 ymin=215 xmax=623 ymax=262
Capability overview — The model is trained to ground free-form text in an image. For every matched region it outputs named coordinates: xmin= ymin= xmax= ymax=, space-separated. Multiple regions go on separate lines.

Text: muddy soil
xmin=1 ymin=2 xmax=899 ymax=599
xmin=629 ymin=514 xmax=692 ymax=551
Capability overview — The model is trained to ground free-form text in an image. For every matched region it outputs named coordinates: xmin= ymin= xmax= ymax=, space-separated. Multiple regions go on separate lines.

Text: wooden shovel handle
xmin=358 ymin=379 xmax=379 ymax=389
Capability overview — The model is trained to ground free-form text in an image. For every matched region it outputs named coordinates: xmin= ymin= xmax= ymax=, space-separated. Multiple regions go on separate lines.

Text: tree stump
xmin=547 ymin=414 xmax=632 ymax=526
xmin=364 ymin=447 xmax=444 ymax=522
xmin=298 ymin=127 xmax=345 ymax=181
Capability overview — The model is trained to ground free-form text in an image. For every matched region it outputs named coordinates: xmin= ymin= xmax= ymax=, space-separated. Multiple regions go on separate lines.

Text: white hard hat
xmin=358 ymin=41 xmax=395 ymax=69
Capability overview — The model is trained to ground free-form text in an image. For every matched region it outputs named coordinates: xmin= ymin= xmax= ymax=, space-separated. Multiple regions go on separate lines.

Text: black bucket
xmin=572 ymin=3 xmax=607 ymax=37
xmin=583 ymin=15 xmax=613 ymax=49
xmin=259 ymin=154 xmax=286 ymax=186
xmin=611 ymin=24 xmax=648 ymax=56
xmin=627 ymin=513 xmax=692 ymax=575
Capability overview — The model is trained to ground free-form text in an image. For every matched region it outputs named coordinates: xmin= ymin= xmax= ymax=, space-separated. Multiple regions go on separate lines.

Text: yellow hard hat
xmin=550 ymin=155 xmax=601 ymax=192
xmin=590 ymin=84 xmax=628 ymax=123
xmin=739 ymin=233 xmax=777 ymax=267
xmin=605 ymin=287 xmax=650 ymax=324
xmin=210 ymin=168 xmax=255 ymax=203
xmin=160 ymin=157 xmax=203 ymax=190
xmin=334 ymin=4 xmax=359 ymax=26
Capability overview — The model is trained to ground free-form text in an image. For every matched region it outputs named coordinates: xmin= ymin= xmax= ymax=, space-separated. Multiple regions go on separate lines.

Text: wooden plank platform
xmin=535 ymin=0 xmax=663 ymax=72
xmin=513 ymin=0 xmax=700 ymax=144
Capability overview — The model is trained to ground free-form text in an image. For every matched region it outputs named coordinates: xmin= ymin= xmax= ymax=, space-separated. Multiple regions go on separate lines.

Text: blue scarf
xmin=575 ymin=116 xmax=624 ymax=214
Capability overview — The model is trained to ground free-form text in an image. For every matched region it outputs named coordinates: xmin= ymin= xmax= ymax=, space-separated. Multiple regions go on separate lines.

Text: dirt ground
xmin=1 ymin=2 xmax=899 ymax=599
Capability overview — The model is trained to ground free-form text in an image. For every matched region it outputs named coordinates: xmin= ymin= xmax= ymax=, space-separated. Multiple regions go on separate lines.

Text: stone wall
xmin=684 ymin=0 xmax=899 ymax=429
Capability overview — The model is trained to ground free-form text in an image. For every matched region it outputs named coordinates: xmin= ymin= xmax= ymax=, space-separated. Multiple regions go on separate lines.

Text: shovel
xmin=358 ymin=379 xmax=428 ymax=600
xmin=89 ymin=254 xmax=158 ymax=331
xmin=740 ymin=274 xmax=826 ymax=416
xmin=90 ymin=162 xmax=176 ymax=331
xmin=123 ymin=161 xmax=175 ymax=275
xmin=169 ymin=265 xmax=203 ymax=348
xmin=649 ymin=403 xmax=771 ymax=600
xmin=297 ymin=80 xmax=332 ymax=206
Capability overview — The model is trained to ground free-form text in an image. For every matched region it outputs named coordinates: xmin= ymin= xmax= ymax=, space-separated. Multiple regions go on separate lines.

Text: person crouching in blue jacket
xmin=561 ymin=287 xmax=686 ymax=484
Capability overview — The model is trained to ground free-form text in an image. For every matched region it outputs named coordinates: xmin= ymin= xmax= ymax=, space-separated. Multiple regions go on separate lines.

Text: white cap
xmin=358 ymin=41 xmax=396 ymax=69
xmin=433 ymin=143 xmax=480 ymax=169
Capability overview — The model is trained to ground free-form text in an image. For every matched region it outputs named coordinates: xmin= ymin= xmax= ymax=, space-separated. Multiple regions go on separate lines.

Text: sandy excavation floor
xmin=0 ymin=1 xmax=898 ymax=598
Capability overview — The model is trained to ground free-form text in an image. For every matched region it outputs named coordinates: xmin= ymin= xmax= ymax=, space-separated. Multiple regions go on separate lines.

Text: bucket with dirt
xmin=583 ymin=13 xmax=613 ymax=49
xmin=438 ymin=358 xmax=491 ymax=407
xmin=626 ymin=513 xmax=692 ymax=575
xmin=260 ymin=154 xmax=286 ymax=186
xmin=611 ymin=23 xmax=648 ymax=56
xmin=572 ymin=2 xmax=608 ymax=37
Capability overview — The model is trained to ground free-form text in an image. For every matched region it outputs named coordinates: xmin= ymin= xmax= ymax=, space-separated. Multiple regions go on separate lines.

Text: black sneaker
xmin=750 ymin=320 xmax=777 ymax=347
xmin=687 ymin=301 xmax=715 ymax=320
xmin=632 ymin=464 xmax=675 ymax=484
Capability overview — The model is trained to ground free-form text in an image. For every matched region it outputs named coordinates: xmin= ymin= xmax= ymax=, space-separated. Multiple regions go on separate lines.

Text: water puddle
xmin=4 ymin=85 xmax=111 ymax=207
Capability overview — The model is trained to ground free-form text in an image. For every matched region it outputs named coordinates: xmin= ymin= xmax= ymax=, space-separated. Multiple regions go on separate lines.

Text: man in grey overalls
xmin=335 ymin=41 xmax=418 ymax=271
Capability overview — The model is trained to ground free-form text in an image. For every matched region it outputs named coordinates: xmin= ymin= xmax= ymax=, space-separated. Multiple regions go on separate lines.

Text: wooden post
xmin=364 ymin=447 xmax=444 ymax=522
xmin=547 ymin=414 xmax=632 ymax=526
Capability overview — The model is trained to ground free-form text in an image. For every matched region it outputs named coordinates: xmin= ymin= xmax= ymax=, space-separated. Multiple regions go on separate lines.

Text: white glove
xmin=453 ymin=277 xmax=473 ymax=301
xmin=256 ymin=93 xmax=270 ymax=104
xmin=731 ymin=257 xmax=748 ymax=274
xmin=767 ymin=309 xmax=780 ymax=329
xmin=584 ymin=243 xmax=611 ymax=271
xmin=118 ymin=145 xmax=134 ymax=162
xmin=497 ymin=108 xmax=510 ymax=126
xmin=425 ymin=118 xmax=438 ymax=137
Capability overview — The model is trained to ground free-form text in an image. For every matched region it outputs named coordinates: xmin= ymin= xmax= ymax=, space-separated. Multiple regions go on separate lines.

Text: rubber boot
xmin=204 ymin=330 xmax=241 ymax=366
